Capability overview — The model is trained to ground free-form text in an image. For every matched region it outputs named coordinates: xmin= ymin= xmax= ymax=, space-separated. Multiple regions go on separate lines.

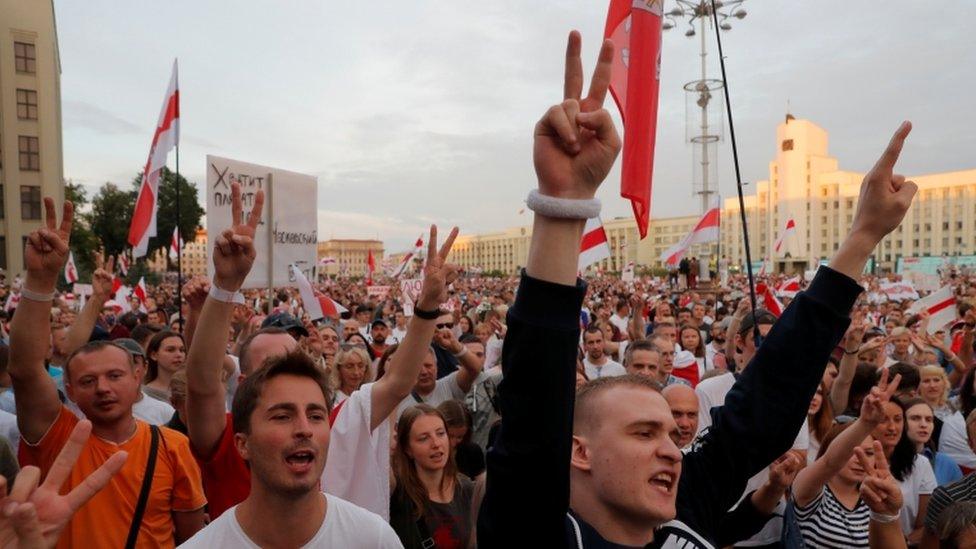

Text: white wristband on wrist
xmin=453 ymin=346 xmax=469 ymax=359
xmin=869 ymin=510 xmax=899 ymax=524
xmin=209 ymin=284 xmax=245 ymax=304
xmin=525 ymin=189 xmax=601 ymax=219
xmin=20 ymin=287 xmax=55 ymax=302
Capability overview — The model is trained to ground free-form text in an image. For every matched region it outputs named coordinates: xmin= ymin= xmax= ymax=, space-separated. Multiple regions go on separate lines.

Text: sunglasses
xmin=436 ymin=323 xmax=454 ymax=330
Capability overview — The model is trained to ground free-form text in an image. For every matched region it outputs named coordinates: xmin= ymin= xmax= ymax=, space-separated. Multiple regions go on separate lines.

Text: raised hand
xmin=182 ymin=275 xmax=211 ymax=313
xmin=768 ymin=451 xmax=803 ymax=489
xmin=416 ymin=225 xmax=460 ymax=311
xmin=860 ymin=368 xmax=901 ymax=425
xmin=0 ymin=420 xmax=127 ymax=548
xmin=212 ymin=183 xmax=264 ymax=293
xmin=534 ymin=31 xmax=621 ymax=200
xmin=24 ymin=199 xmax=73 ymax=291
xmin=850 ymin=122 xmax=918 ymax=244
xmin=90 ymin=253 xmax=115 ymax=300
xmin=856 ymin=440 xmax=903 ymax=516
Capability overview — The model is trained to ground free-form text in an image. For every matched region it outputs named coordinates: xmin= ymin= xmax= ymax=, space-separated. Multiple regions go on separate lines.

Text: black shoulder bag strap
xmin=415 ymin=516 xmax=435 ymax=549
xmin=125 ymin=425 xmax=160 ymax=549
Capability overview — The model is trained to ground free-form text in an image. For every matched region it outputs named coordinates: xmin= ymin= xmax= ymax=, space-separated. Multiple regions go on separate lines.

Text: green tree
xmin=89 ymin=183 xmax=136 ymax=257
xmin=63 ymin=180 xmax=101 ymax=284
xmin=131 ymin=167 xmax=205 ymax=268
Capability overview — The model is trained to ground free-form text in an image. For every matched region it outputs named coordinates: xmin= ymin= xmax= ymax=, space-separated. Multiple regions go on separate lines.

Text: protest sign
xmin=206 ymin=155 xmax=318 ymax=289
xmin=367 ymin=285 xmax=391 ymax=301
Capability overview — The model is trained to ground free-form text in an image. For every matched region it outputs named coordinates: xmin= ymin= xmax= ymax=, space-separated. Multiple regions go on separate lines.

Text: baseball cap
xmin=261 ymin=312 xmax=309 ymax=337
xmin=738 ymin=310 xmax=778 ymax=336
xmin=114 ymin=338 xmax=146 ymax=358
xmin=371 ymin=319 xmax=389 ymax=328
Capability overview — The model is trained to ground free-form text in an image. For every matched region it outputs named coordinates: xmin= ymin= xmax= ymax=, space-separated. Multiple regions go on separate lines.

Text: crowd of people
xmin=0 ymin=30 xmax=975 ymax=549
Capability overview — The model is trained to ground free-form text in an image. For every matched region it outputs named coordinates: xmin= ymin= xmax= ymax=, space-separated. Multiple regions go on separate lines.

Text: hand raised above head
xmin=534 ymin=31 xmax=621 ymax=201
xmin=24 ymin=198 xmax=74 ymax=289
xmin=417 ymin=225 xmax=460 ymax=311
xmin=850 ymin=122 xmax=918 ymax=244
xmin=212 ymin=182 xmax=264 ymax=293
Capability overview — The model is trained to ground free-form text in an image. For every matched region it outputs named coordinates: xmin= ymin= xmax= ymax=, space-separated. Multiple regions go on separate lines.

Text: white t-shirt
xmin=0 ymin=409 xmax=19 ymax=446
xmin=583 ymin=357 xmax=626 ymax=380
xmin=484 ymin=335 xmax=504 ymax=370
xmin=394 ymin=371 xmax=467 ymax=420
xmin=179 ymin=493 xmax=403 ymax=548
xmin=695 ymin=372 xmax=735 ymax=434
xmin=323 ymin=383 xmax=392 ymax=521
xmin=131 ymin=391 xmax=175 ymax=425
xmin=898 ymin=454 xmax=937 ymax=536
xmin=390 ymin=327 xmax=407 ymax=344
xmin=609 ymin=314 xmax=630 ymax=337
xmin=939 ymin=411 xmax=976 ymax=469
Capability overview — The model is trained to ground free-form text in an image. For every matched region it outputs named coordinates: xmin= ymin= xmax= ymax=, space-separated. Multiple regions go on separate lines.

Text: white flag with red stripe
xmin=908 ymin=285 xmax=958 ymax=334
xmin=291 ymin=264 xmax=347 ymax=321
xmin=660 ymin=197 xmax=720 ymax=266
xmin=880 ymin=280 xmax=920 ymax=301
xmin=64 ymin=252 xmax=79 ymax=284
xmin=392 ymin=236 xmax=423 ymax=279
xmin=776 ymin=276 xmax=801 ymax=298
xmin=117 ymin=254 xmax=130 ymax=276
xmin=579 ymin=217 xmax=611 ymax=272
xmin=757 ymin=282 xmax=784 ymax=317
xmin=134 ymin=277 xmax=148 ymax=304
xmin=169 ymin=226 xmax=183 ymax=260
xmin=773 ymin=218 xmax=796 ymax=254
xmin=128 ymin=60 xmax=179 ymax=258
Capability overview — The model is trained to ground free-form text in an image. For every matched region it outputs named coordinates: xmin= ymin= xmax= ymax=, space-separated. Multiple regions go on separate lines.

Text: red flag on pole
xmin=605 ymin=0 xmax=664 ymax=239
xmin=366 ymin=249 xmax=376 ymax=286
xmin=129 ymin=60 xmax=180 ymax=257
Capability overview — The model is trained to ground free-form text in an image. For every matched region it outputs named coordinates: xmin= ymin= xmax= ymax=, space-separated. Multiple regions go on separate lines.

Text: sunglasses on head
xmin=436 ymin=323 xmax=454 ymax=330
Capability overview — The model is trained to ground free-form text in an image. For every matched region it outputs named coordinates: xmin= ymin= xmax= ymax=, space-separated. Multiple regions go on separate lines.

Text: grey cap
xmin=114 ymin=338 xmax=145 ymax=357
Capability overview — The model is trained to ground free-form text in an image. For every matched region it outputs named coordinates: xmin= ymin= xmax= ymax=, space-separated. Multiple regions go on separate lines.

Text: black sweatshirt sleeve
xmin=478 ymin=272 xmax=586 ymax=549
xmin=677 ymin=266 xmax=863 ymax=543
xmin=715 ymin=491 xmax=774 ymax=548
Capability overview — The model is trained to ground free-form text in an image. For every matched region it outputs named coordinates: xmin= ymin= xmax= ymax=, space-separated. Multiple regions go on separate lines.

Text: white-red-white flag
xmin=392 ymin=236 xmax=423 ymax=279
xmin=134 ymin=277 xmax=148 ymax=304
xmin=776 ymin=276 xmax=801 ymax=298
xmin=291 ymin=264 xmax=348 ymax=321
xmin=169 ymin=226 xmax=183 ymax=260
xmin=117 ymin=254 xmax=130 ymax=276
xmin=773 ymin=218 xmax=797 ymax=254
xmin=908 ymin=285 xmax=958 ymax=334
xmin=64 ymin=252 xmax=79 ymax=284
xmin=605 ymin=0 xmax=664 ymax=239
xmin=579 ymin=217 xmax=612 ymax=272
xmin=757 ymin=282 xmax=784 ymax=317
xmin=660 ymin=197 xmax=720 ymax=266
xmin=880 ymin=280 xmax=920 ymax=301
xmin=318 ymin=256 xmax=336 ymax=266
xmin=129 ymin=60 xmax=179 ymax=258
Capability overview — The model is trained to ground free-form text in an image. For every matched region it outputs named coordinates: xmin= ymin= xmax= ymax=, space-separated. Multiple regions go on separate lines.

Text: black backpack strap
xmin=411 ymin=391 xmax=424 ymax=404
xmin=415 ymin=515 xmax=435 ymax=549
xmin=125 ymin=425 xmax=160 ymax=549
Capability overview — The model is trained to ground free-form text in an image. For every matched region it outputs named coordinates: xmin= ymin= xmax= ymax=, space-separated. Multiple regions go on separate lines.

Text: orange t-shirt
xmin=19 ymin=407 xmax=207 ymax=549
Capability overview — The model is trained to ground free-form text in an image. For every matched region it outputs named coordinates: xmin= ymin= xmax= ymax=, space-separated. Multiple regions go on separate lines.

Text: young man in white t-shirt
xmin=582 ymin=326 xmax=625 ymax=379
xmin=181 ymin=351 xmax=402 ymax=548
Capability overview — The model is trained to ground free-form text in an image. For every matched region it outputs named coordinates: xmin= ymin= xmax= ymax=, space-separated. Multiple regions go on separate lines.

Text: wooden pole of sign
xmin=266 ymin=173 xmax=275 ymax=312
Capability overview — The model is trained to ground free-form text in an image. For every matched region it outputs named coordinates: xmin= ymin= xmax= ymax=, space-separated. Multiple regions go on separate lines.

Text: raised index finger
xmin=586 ymin=39 xmax=615 ymax=108
xmin=872 ymin=121 xmax=912 ymax=175
xmin=564 ymin=30 xmax=583 ymax=101
xmin=231 ymin=182 xmax=243 ymax=227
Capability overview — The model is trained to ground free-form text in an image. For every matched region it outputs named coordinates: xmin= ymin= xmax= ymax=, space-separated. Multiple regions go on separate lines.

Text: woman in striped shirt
xmin=791 ymin=371 xmax=901 ymax=548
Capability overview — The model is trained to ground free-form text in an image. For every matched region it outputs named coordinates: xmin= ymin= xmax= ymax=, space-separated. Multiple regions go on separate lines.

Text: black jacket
xmin=478 ymin=267 xmax=861 ymax=548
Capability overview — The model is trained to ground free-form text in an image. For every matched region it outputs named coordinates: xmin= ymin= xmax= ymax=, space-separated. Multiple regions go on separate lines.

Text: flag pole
xmin=176 ymin=139 xmax=183 ymax=329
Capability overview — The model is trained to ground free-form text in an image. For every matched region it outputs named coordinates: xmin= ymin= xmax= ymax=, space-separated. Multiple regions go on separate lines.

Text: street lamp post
xmin=663 ymin=0 xmax=747 ymax=215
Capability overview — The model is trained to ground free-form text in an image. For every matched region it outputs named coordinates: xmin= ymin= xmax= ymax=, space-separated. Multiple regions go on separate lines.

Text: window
xmin=943 ymin=222 xmax=950 ymax=231
xmin=16 ymin=89 xmax=38 ymax=120
xmin=781 ymin=139 xmax=794 ymax=151
xmin=14 ymin=42 xmax=36 ymax=73
xmin=0 ymin=237 xmax=5 ymax=269
xmin=20 ymin=186 xmax=41 ymax=220
xmin=0 ymin=184 xmax=4 ymax=219
xmin=19 ymin=136 xmax=40 ymax=171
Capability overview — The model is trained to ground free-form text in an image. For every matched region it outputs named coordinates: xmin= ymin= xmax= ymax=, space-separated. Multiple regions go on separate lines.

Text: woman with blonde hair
xmin=919 ymin=365 xmax=955 ymax=420
xmin=329 ymin=345 xmax=374 ymax=408
xmin=390 ymin=404 xmax=475 ymax=549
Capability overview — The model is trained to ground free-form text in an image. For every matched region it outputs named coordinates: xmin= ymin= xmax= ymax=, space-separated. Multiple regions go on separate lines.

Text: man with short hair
xmin=478 ymin=30 xmax=915 ymax=548
xmin=11 ymin=199 xmax=207 ymax=547
xmin=369 ymin=319 xmax=391 ymax=356
xmin=582 ymin=326 xmax=625 ymax=379
xmin=651 ymin=336 xmax=687 ymax=388
xmin=609 ymin=300 xmax=630 ymax=339
xmin=391 ymin=310 xmax=408 ymax=343
xmin=394 ymin=327 xmax=484 ymax=419
xmin=431 ymin=312 xmax=461 ymax=378
xmin=180 ymin=351 xmax=400 ymax=548
xmin=185 ymin=183 xmax=460 ymax=520
xmin=623 ymin=340 xmax=660 ymax=379
xmin=663 ymin=384 xmax=699 ymax=449
xmin=342 ymin=319 xmax=361 ymax=341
